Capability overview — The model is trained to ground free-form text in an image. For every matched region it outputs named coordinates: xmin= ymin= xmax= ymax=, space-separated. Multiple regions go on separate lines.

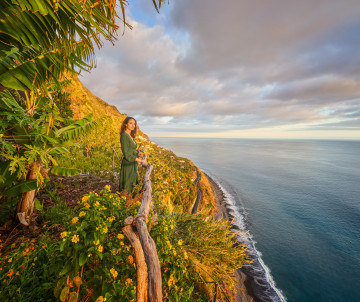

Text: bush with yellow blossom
xmin=55 ymin=186 xmax=145 ymax=301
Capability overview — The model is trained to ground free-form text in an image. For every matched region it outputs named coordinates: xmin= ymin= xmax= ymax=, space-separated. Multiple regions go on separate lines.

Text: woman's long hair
xmin=120 ymin=116 xmax=137 ymax=138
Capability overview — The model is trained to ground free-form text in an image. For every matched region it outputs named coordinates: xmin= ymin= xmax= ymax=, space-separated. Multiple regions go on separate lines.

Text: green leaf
xmin=79 ymin=253 xmax=88 ymax=266
xmin=0 ymin=161 xmax=17 ymax=187
xmin=34 ymin=198 xmax=43 ymax=212
xmin=50 ymin=166 xmax=81 ymax=176
xmin=60 ymin=240 xmax=66 ymax=252
xmin=68 ymin=292 xmax=78 ymax=302
xmin=2 ymin=179 xmax=38 ymax=197
xmin=59 ymin=286 xmax=69 ymax=302
xmin=59 ymin=262 xmax=72 ymax=276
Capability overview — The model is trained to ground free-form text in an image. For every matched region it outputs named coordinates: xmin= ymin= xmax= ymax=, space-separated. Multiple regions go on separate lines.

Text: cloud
xmin=80 ymin=0 xmax=360 ymax=139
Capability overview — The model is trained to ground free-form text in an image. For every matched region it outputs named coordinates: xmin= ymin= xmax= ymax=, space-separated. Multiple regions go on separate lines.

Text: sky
xmin=81 ymin=0 xmax=360 ymax=140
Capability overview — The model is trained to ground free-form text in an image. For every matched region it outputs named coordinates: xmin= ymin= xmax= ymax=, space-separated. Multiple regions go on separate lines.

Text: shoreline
xmin=205 ymin=173 xmax=256 ymax=302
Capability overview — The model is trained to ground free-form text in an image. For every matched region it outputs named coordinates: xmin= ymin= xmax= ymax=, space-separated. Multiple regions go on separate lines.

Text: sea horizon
xmin=150 ymin=136 xmax=360 ymax=142
xmin=150 ymin=137 xmax=360 ymax=302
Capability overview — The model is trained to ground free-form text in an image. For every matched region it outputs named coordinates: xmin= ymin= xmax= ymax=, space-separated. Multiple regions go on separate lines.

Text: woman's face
xmin=126 ymin=119 xmax=136 ymax=131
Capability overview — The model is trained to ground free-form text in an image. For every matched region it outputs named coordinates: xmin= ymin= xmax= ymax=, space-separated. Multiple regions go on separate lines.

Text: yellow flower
xmin=96 ymin=296 xmax=104 ymax=302
xmin=94 ymin=201 xmax=100 ymax=207
xmin=126 ymin=278 xmax=132 ymax=285
xmin=178 ymin=239 xmax=183 ymax=246
xmin=95 ymin=193 xmax=99 ymax=196
xmin=60 ymin=232 xmax=68 ymax=239
xmin=184 ymin=252 xmax=188 ymax=259
xmin=82 ymin=195 xmax=90 ymax=203
xmin=126 ymin=245 xmax=131 ymax=251
xmin=117 ymin=234 xmax=124 ymax=240
xmin=167 ymin=274 xmax=175 ymax=287
xmin=93 ymin=240 xmax=100 ymax=245
xmin=71 ymin=235 xmax=80 ymax=243
xmin=120 ymin=241 xmax=124 ymax=246
xmin=128 ymin=255 xmax=134 ymax=264
xmin=102 ymin=226 xmax=108 ymax=234
xmin=104 ymin=185 xmax=111 ymax=191
xmin=170 ymin=224 xmax=174 ymax=229
xmin=79 ymin=211 xmax=86 ymax=217
xmin=84 ymin=203 xmax=90 ymax=209
xmin=173 ymin=250 xmax=177 ymax=256
xmin=108 ymin=216 xmax=115 ymax=223
xmin=98 ymin=245 xmax=103 ymax=253
xmin=110 ymin=268 xmax=118 ymax=278
xmin=72 ymin=217 xmax=79 ymax=224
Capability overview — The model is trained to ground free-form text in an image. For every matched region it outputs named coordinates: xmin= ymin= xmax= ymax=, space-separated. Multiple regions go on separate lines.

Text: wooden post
xmin=112 ymin=148 xmax=115 ymax=170
xmin=123 ymin=218 xmax=148 ymax=302
xmin=123 ymin=164 xmax=162 ymax=302
xmin=213 ymin=283 xmax=218 ymax=301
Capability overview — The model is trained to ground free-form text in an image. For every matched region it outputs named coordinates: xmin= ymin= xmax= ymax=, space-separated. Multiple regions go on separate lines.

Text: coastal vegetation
xmin=0 ymin=1 xmax=250 ymax=301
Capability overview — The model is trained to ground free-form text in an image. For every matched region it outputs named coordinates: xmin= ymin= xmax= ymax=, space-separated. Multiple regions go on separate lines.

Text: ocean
xmin=151 ymin=138 xmax=360 ymax=302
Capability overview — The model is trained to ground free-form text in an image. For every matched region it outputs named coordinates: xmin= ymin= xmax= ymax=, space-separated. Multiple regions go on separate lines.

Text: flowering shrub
xmin=56 ymin=186 xmax=142 ymax=301
xmin=146 ymin=145 xmax=197 ymax=213
xmin=0 ymin=237 xmax=62 ymax=301
xmin=1 ymin=183 xmax=249 ymax=301
xmin=151 ymin=215 xmax=200 ymax=301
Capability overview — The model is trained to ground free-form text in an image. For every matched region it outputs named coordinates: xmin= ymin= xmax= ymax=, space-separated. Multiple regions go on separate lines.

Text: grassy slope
xmin=63 ymin=76 xmax=215 ymax=214
xmin=64 ymin=76 xmax=148 ymax=140
xmin=0 ymin=77 xmax=250 ymax=302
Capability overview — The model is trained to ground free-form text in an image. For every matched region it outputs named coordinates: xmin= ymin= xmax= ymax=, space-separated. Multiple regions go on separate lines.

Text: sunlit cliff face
xmin=82 ymin=0 xmax=360 ymax=140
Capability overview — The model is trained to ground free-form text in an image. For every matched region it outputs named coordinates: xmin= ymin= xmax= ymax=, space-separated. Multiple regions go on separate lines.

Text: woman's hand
xmin=136 ymin=158 xmax=146 ymax=164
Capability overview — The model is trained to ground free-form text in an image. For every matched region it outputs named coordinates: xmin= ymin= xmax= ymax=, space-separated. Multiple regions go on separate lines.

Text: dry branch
xmin=122 ymin=164 xmax=162 ymax=302
xmin=123 ymin=223 xmax=148 ymax=302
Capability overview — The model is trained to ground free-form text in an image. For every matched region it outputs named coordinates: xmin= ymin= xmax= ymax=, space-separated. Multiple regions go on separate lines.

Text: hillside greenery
xmin=0 ymin=1 xmax=250 ymax=301
xmin=0 ymin=77 xmax=251 ymax=301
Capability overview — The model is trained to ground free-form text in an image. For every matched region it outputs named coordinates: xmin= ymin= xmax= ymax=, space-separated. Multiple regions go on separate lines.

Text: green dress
xmin=119 ymin=132 xmax=139 ymax=193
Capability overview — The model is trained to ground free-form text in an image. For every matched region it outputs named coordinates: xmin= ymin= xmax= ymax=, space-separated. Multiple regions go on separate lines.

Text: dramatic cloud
xmin=81 ymin=0 xmax=360 ymax=139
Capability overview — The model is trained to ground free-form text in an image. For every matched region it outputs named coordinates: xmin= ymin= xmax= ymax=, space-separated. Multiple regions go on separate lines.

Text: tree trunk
xmin=16 ymin=160 xmax=40 ymax=225
xmin=136 ymin=217 xmax=162 ymax=302
xmin=123 ymin=224 xmax=148 ymax=302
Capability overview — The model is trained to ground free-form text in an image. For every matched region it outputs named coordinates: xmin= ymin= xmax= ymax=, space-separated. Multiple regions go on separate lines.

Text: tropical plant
xmin=0 ymin=188 xmax=216 ymax=302
xmin=0 ymin=0 xmax=164 ymax=92
xmin=0 ymin=87 xmax=99 ymax=225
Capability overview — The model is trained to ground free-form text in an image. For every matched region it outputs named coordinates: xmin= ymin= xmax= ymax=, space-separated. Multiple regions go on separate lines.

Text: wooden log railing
xmin=194 ymin=264 xmax=231 ymax=302
xmin=112 ymin=146 xmax=122 ymax=170
xmin=191 ymin=170 xmax=202 ymax=214
xmin=122 ymin=163 xmax=163 ymax=302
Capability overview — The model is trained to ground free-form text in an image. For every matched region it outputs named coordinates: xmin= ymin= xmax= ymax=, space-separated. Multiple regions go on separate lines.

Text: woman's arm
xmin=120 ymin=133 xmax=138 ymax=162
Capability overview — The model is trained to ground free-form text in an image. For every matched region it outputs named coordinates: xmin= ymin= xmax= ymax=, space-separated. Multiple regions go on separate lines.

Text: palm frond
xmin=55 ymin=114 xmax=102 ymax=141
xmin=50 ymin=166 xmax=81 ymax=176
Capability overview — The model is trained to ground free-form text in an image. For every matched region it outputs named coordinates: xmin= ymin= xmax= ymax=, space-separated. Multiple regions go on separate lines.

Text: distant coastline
xmin=205 ymin=172 xmax=255 ymax=302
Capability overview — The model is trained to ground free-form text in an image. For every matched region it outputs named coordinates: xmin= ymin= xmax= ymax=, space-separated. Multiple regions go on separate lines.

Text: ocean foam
xmin=208 ymin=172 xmax=287 ymax=302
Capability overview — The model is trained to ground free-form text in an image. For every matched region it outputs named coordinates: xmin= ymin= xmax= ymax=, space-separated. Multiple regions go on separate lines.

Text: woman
xmin=119 ymin=117 xmax=146 ymax=193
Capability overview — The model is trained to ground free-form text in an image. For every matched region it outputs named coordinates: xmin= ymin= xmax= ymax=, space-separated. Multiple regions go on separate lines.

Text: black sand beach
xmin=205 ymin=173 xmax=256 ymax=302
